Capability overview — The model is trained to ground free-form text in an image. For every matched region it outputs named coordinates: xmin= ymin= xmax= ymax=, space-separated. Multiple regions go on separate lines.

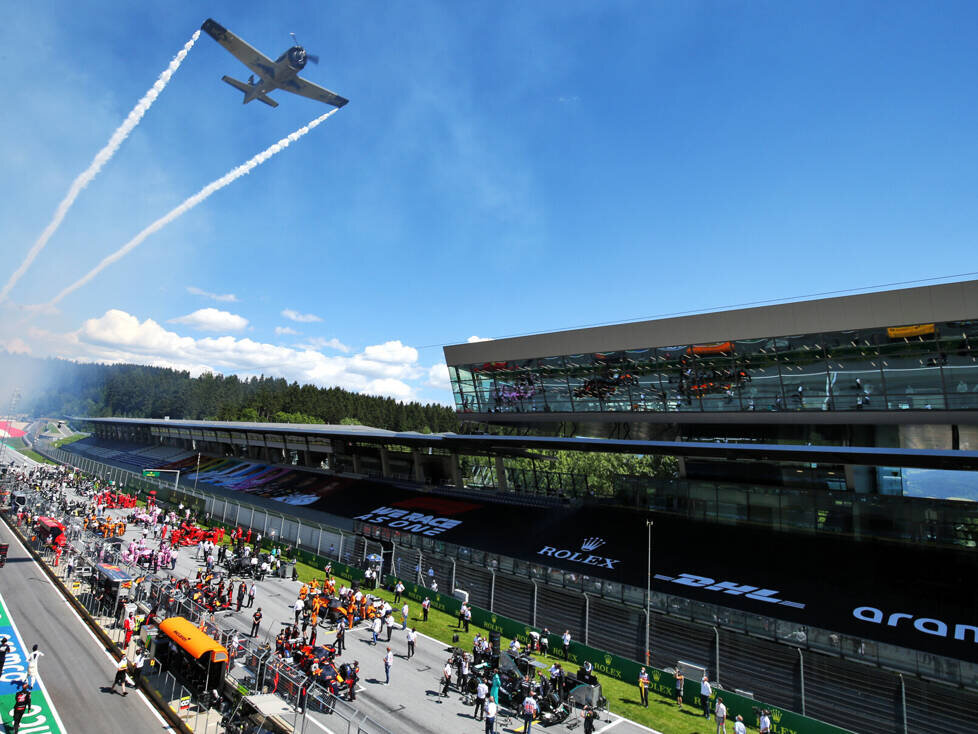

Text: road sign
xmin=142 ymin=470 xmax=160 ymax=478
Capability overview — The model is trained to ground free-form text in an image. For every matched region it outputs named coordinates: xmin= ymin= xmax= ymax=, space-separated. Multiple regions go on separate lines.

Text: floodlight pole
xmin=646 ymin=519 xmax=653 ymax=665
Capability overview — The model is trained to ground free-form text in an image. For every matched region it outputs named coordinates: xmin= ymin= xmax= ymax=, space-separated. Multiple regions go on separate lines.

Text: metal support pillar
xmin=379 ymin=447 xmax=391 ymax=479
xmin=532 ymin=582 xmax=538 ymax=627
xmin=412 ymin=450 xmax=424 ymax=483
xmin=489 ymin=570 xmax=495 ymax=612
xmin=584 ymin=593 xmax=590 ymax=646
xmin=494 ymin=455 xmax=509 ymax=492
xmin=451 ymin=453 xmax=464 ymax=488
xmin=450 ymin=559 xmax=456 ymax=593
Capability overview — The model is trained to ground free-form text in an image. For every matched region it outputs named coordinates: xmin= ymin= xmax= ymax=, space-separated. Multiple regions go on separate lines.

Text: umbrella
xmin=366 ymin=553 xmax=382 ymax=563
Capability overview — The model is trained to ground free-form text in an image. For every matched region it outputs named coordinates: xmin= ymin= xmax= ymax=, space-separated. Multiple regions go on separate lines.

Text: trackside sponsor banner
xmin=310 ymin=479 xmax=978 ymax=661
xmin=0 ymin=595 xmax=66 ymax=734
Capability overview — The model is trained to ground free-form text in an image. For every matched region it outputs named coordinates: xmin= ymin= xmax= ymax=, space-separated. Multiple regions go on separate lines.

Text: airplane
xmin=201 ymin=18 xmax=348 ymax=109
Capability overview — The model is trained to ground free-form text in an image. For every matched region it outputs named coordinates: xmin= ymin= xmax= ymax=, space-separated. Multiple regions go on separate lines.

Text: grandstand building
xmin=443 ymin=279 xmax=978 ymax=448
xmin=44 ymin=280 xmax=978 ymax=734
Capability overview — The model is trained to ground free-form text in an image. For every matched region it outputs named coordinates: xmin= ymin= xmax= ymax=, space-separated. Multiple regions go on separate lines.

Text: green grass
xmin=288 ymin=559 xmax=744 ymax=733
xmin=53 ymin=433 xmax=87 ymax=447
xmin=14 ymin=447 xmax=57 ymax=465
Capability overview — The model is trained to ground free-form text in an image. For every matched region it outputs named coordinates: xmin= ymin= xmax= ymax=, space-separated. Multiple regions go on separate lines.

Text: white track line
xmin=1 ymin=595 xmax=69 ymax=734
xmin=595 ymin=717 xmax=625 ymax=734
xmin=302 ymin=710 xmax=338 ymax=734
xmin=4 ymin=524 xmax=172 ymax=730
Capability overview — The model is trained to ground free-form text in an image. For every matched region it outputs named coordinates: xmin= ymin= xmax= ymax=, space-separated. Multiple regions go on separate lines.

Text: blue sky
xmin=1 ymin=1 xmax=977 ymax=405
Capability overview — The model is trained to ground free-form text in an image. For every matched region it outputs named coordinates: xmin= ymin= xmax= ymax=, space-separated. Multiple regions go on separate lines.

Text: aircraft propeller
xmin=290 ymin=33 xmax=319 ymax=64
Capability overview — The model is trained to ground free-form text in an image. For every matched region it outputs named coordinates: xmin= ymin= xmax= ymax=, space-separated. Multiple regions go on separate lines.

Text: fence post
xmin=338 ymin=533 xmax=344 ymax=564
xmin=532 ymin=582 xmax=538 ymax=627
xmin=899 ymin=673 xmax=908 ymax=734
xmin=799 ymin=648 xmax=806 ymax=716
xmin=450 ymin=559 xmax=456 ymax=594
xmin=714 ymin=626 xmax=720 ymax=685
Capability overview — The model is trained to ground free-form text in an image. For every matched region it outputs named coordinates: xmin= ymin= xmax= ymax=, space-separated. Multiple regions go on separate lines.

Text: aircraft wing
xmin=281 ymin=76 xmax=349 ymax=108
xmin=201 ymin=19 xmax=277 ymax=81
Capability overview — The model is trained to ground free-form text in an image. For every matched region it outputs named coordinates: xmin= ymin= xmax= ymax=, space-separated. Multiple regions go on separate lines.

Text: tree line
xmin=0 ymin=354 xmax=458 ymax=433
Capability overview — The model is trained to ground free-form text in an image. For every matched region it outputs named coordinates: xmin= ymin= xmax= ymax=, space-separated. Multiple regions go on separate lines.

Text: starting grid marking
xmin=0 ymin=594 xmax=67 ymax=734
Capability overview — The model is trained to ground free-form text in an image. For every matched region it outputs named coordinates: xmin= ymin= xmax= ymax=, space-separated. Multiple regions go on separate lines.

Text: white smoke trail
xmin=0 ymin=30 xmax=202 ymax=303
xmin=48 ymin=108 xmax=340 ymax=306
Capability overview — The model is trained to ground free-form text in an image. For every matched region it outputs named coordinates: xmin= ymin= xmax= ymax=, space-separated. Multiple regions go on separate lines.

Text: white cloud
xmin=297 ymin=336 xmax=350 ymax=353
xmin=427 ymin=363 xmax=451 ymax=390
xmin=0 ymin=337 xmax=31 ymax=355
xmin=467 ymin=335 xmax=493 ymax=343
xmin=281 ymin=309 xmax=323 ymax=323
xmin=37 ymin=309 xmax=424 ymax=402
xmin=364 ymin=340 xmax=418 ymax=364
xmin=275 ymin=326 xmax=300 ymax=336
xmin=168 ymin=308 xmax=249 ymax=332
xmin=187 ymin=286 xmax=239 ymax=303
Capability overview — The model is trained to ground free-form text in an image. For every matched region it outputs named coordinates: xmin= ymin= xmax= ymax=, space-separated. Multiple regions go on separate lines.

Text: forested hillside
xmin=0 ymin=354 xmax=458 ymax=433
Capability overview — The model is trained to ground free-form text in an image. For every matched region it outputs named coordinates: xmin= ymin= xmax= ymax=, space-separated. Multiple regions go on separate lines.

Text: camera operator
xmin=581 ymin=704 xmax=597 ymax=734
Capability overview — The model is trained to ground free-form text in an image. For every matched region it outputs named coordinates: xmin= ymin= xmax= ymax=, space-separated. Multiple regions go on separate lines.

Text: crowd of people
xmin=3 ymin=461 xmax=649 ymax=734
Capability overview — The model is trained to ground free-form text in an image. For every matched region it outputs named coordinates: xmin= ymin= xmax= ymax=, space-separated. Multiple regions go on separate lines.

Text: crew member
xmin=335 ymin=622 xmax=345 ymax=654
xmin=406 ymin=627 xmax=417 ymax=659
xmin=521 ymin=692 xmax=539 ymax=734
xmin=109 ymin=658 xmax=129 ymax=696
xmin=474 ymin=677 xmax=488 ymax=720
xmin=441 ymin=659 xmax=453 ymax=697
xmin=700 ymin=675 xmax=713 ymax=719
xmin=638 ymin=667 xmax=649 ymax=707
xmin=12 ymin=681 xmax=31 ymax=733
xmin=0 ymin=637 xmax=10 ymax=673
xmin=251 ymin=608 xmax=263 ymax=637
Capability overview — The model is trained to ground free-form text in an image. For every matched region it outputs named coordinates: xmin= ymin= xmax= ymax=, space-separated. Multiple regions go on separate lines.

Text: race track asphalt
xmin=0 ymin=520 xmax=171 ymax=734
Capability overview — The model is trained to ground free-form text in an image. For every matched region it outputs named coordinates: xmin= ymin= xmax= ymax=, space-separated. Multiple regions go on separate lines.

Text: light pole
xmin=646 ymin=519 xmax=653 ymax=665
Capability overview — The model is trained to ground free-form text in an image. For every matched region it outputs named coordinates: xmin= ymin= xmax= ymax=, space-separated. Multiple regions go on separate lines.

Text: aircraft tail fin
xmin=221 ymin=76 xmax=279 ymax=107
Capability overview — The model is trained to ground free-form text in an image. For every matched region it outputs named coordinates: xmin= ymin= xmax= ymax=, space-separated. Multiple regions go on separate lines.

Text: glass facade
xmin=450 ymin=320 xmax=978 ymax=415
